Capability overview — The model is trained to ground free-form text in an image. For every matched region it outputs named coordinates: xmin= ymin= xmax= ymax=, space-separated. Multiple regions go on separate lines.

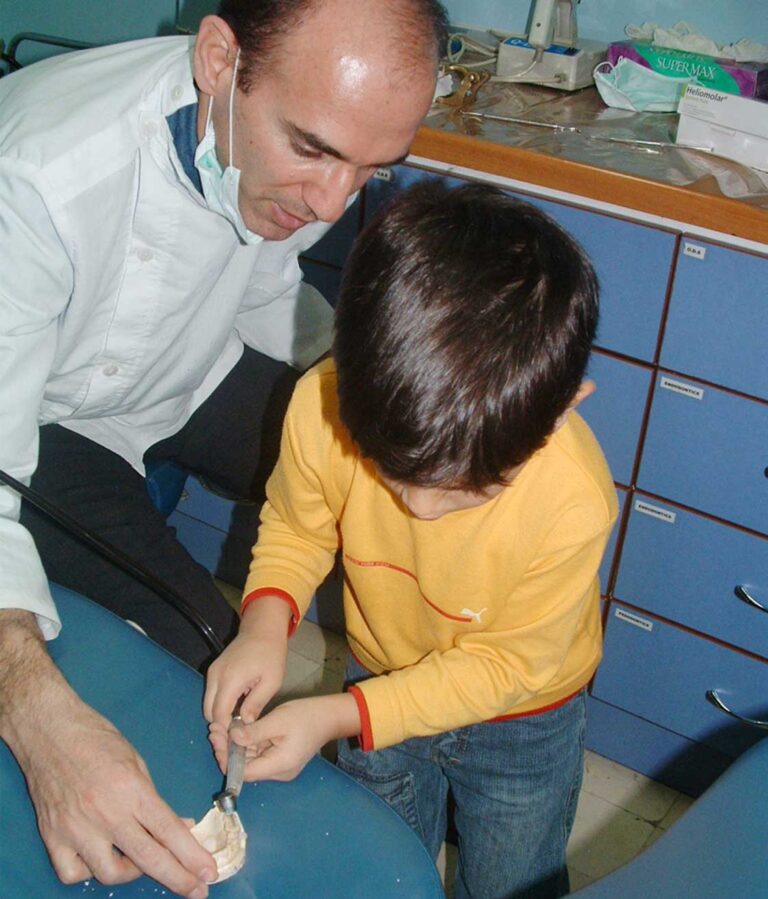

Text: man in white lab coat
xmin=0 ymin=1 xmax=445 ymax=895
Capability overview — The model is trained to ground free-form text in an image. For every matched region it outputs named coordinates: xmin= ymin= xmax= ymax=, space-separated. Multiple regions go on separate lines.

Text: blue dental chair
xmin=572 ymin=736 xmax=768 ymax=897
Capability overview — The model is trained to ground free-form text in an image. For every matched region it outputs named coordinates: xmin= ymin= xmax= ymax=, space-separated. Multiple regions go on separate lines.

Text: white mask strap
xmin=228 ymin=48 xmax=240 ymax=169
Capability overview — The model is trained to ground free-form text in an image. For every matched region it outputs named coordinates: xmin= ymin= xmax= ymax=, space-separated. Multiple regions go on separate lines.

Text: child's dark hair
xmin=333 ymin=180 xmax=599 ymax=490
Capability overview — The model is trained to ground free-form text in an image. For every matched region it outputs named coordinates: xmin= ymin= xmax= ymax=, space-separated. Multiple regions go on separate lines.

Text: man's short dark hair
xmin=333 ymin=180 xmax=600 ymax=490
xmin=218 ymin=0 xmax=448 ymax=91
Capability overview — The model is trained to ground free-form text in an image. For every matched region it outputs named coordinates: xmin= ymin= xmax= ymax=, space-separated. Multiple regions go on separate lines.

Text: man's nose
xmin=304 ymin=164 xmax=357 ymax=224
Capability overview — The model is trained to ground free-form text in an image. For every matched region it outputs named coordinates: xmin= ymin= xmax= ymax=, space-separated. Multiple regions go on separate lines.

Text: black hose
xmin=0 ymin=468 xmax=225 ymax=654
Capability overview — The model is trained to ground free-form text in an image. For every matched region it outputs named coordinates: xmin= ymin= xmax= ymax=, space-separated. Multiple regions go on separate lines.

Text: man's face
xmin=204 ymin=8 xmax=437 ymax=240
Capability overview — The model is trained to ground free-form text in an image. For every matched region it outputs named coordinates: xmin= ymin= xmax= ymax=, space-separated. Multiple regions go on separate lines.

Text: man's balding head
xmin=218 ymin=0 xmax=447 ymax=92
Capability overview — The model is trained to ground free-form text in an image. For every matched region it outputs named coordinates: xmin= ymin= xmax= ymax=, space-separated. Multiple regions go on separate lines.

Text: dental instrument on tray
xmin=461 ymin=109 xmax=582 ymax=131
xmin=460 ymin=110 xmax=716 ymax=153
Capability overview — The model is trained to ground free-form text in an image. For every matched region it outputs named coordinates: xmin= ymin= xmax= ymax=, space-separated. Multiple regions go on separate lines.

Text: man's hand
xmin=203 ymin=595 xmax=292 ymax=727
xmin=0 ymin=610 xmax=217 ymax=899
xmin=209 ymin=694 xmax=361 ymax=782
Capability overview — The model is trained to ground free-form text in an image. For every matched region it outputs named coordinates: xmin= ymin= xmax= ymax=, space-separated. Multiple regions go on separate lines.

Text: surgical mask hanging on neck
xmin=194 ymin=49 xmax=262 ymax=245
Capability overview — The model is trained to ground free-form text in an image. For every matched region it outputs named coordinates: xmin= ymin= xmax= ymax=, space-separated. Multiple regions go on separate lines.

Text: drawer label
xmin=683 ymin=241 xmax=707 ymax=261
xmin=614 ymin=608 xmax=654 ymax=632
xmin=634 ymin=499 xmax=676 ymax=524
xmin=660 ymin=376 xmax=704 ymax=400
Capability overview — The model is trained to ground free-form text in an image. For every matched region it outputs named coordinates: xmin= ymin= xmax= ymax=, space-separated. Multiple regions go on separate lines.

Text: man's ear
xmin=553 ymin=380 xmax=596 ymax=432
xmin=194 ymin=15 xmax=239 ymax=97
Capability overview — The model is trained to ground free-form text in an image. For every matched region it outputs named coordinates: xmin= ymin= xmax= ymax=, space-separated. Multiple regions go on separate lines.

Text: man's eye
xmin=293 ymin=143 xmax=322 ymax=159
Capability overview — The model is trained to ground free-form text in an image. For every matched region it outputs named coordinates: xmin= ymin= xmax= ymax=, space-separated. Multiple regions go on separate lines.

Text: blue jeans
xmin=337 ymin=657 xmax=586 ymax=899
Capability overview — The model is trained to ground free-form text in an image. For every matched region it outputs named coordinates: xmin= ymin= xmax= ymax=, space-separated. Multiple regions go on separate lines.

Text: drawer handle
xmin=735 ymin=585 xmax=768 ymax=613
xmin=706 ymin=690 xmax=768 ymax=730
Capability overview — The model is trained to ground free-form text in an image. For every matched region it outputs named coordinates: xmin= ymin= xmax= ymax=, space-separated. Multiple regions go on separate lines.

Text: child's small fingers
xmin=239 ymin=691 xmax=265 ymax=725
xmin=245 ymin=739 xmax=273 ymax=760
xmin=212 ymin=685 xmax=245 ymax=728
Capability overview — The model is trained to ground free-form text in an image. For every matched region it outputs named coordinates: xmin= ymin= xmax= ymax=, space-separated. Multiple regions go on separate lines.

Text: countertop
xmin=411 ymin=82 xmax=768 ymax=247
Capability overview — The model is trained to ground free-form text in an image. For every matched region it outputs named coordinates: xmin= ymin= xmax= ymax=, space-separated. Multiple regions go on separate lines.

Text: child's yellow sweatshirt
xmin=244 ymin=359 xmax=618 ymax=751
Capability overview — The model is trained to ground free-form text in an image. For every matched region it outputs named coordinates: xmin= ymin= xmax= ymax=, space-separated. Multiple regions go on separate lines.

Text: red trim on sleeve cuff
xmin=487 ymin=689 xmax=582 ymax=723
xmin=348 ymin=685 xmax=374 ymax=752
xmin=240 ymin=588 xmax=300 ymax=637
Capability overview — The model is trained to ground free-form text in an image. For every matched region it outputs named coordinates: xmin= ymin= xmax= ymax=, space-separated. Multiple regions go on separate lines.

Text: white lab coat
xmin=0 ymin=36 xmax=335 ymax=637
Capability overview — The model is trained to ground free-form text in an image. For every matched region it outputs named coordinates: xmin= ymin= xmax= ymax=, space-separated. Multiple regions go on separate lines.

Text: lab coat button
xmin=142 ymin=121 xmax=158 ymax=140
xmin=136 ymin=247 xmax=154 ymax=262
xmin=103 ymin=364 xmax=119 ymax=377
xmin=171 ymin=85 xmax=183 ymax=101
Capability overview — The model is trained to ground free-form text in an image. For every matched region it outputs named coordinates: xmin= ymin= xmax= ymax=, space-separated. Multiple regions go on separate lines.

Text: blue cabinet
xmin=598 ymin=235 xmax=768 ymax=792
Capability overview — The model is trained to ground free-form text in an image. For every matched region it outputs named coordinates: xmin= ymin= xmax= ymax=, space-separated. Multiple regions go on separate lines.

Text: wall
xmin=444 ymin=1 xmax=768 ymax=47
xmin=1 ymin=0 xmax=178 ymax=64
xmin=4 ymin=2 xmax=765 ymax=66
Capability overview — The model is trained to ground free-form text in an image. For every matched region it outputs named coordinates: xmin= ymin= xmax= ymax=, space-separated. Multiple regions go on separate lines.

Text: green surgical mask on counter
xmin=594 ymin=58 xmax=690 ymax=112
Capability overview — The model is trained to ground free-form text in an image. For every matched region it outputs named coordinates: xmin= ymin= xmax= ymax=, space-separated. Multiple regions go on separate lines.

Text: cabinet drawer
xmin=365 ymin=166 xmax=675 ymax=363
xmin=615 ymin=497 xmax=768 ymax=656
xmin=532 ymin=199 xmax=675 ymax=362
xmin=638 ymin=373 xmax=768 ymax=533
xmin=581 ymin=352 xmax=652 ymax=486
xmin=593 ymin=604 xmax=768 ymax=758
xmin=660 ymin=240 xmax=768 ymax=400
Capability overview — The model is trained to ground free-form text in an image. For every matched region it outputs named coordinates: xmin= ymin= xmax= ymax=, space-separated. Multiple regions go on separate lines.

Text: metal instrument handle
xmin=706 ymin=690 xmax=768 ymax=730
xmin=735 ymin=585 xmax=768 ymax=613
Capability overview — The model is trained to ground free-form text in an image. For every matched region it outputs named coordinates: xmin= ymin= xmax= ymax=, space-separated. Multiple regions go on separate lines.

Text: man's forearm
xmin=0 ymin=609 xmax=74 ymax=765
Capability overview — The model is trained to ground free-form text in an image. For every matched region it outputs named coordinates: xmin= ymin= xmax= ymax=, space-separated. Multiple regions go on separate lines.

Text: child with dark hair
xmin=205 ymin=180 xmax=618 ymax=898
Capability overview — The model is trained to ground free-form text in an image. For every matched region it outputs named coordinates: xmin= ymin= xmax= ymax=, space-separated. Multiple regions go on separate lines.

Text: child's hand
xmin=208 ymin=694 xmax=361 ymax=782
xmin=203 ymin=595 xmax=293 ymax=728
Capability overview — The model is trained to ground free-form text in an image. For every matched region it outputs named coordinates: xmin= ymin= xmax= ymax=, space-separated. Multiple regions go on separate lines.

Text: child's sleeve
xmin=242 ymin=369 xmax=343 ymax=626
xmin=350 ymin=502 xmax=616 ymax=751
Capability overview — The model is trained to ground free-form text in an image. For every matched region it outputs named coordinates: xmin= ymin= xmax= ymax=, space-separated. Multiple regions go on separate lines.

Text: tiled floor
xmin=216 ymin=581 xmax=694 ymax=895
